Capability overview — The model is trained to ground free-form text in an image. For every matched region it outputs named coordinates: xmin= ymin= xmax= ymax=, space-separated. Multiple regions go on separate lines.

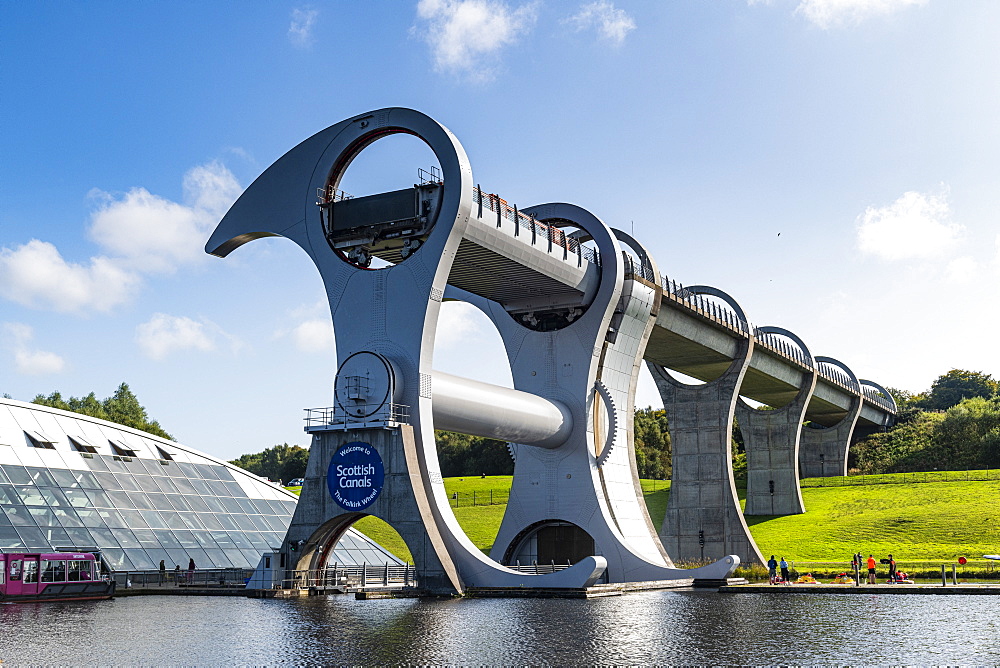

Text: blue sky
xmin=3 ymin=0 xmax=999 ymax=460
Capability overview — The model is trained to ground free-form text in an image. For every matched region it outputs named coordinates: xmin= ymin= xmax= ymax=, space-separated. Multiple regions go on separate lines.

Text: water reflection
xmin=1 ymin=591 xmax=998 ymax=664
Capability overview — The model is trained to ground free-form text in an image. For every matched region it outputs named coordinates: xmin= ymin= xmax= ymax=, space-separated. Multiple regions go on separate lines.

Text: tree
xmin=634 ymin=408 xmax=671 ymax=479
xmin=435 ymin=431 xmax=514 ymax=477
xmin=886 ymin=387 xmax=923 ymax=410
xmin=932 ymin=396 xmax=1000 ymax=469
xmin=230 ymin=443 xmax=310 ymax=482
xmin=32 ymin=383 xmax=171 ymax=439
xmin=850 ymin=412 xmax=942 ymax=474
xmin=917 ymin=369 xmax=997 ymax=411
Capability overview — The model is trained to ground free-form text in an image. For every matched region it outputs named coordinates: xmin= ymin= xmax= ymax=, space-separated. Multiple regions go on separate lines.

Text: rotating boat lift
xmin=207 ymin=107 xmax=893 ymax=594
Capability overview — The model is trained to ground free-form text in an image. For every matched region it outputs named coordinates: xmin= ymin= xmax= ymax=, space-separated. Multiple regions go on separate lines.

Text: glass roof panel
xmin=15 ymin=526 xmax=48 ymax=550
xmin=2 ymin=466 xmax=32 ymax=485
xmin=0 ymin=526 xmax=25 ymax=549
xmin=75 ymin=470 xmax=101 ymax=489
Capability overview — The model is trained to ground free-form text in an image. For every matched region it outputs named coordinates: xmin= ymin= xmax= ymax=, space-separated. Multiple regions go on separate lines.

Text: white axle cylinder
xmin=431 ymin=371 xmax=573 ymax=449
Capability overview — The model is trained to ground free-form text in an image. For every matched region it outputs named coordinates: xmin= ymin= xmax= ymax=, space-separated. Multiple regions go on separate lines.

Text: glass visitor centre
xmin=0 ymin=398 xmax=399 ymax=571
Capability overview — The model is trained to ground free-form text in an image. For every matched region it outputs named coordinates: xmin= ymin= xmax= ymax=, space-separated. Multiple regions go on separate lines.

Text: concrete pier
xmin=649 ymin=347 xmax=765 ymax=567
xmin=798 ymin=397 xmax=862 ymax=478
xmin=738 ymin=368 xmax=815 ymax=516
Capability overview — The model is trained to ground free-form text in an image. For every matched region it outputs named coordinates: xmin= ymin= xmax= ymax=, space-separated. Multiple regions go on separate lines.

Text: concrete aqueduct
xmin=208 ymin=108 xmax=896 ymax=594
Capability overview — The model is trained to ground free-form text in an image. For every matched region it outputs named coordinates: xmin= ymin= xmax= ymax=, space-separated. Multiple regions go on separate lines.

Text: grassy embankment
xmin=289 ymin=471 xmax=1000 ymax=574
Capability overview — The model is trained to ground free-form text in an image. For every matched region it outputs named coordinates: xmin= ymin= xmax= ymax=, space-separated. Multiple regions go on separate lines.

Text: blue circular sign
xmin=327 ymin=442 xmax=385 ymax=511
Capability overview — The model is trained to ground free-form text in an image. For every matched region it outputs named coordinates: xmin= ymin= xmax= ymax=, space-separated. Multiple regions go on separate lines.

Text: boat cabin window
xmin=68 ymin=560 xmax=93 ymax=581
xmin=42 ymin=559 xmax=67 ymax=582
xmin=9 ymin=559 xmax=21 ymax=581
xmin=23 ymin=561 xmax=38 ymax=584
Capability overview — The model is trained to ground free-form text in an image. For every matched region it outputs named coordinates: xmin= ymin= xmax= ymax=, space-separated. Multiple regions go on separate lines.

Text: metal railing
xmin=753 ymin=328 xmax=811 ymax=369
xmin=304 ymin=404 xmax=410 ymax=431
xmin=861 ymin=384 xmax=896 ymax=412
xmin=280 ymin=565 xmax=418 ymax=590
xmin=473 ymin=187 xmax=601 ymax=267
xmin=507 ymin=562 xmax=573 ymax=575
xmin=315 ymin=185 xmax=353 ymax=205
xmin=661 ymin=274 xmax=750 ymax=336
xmin=784 ymin=560 xmax=1000 ymax=580
xmin=816 ymin=362 xmax=860 ymax=394
xmin=112 ymin=568 xmax=254 ymax=589
xmin=448 ymin=488 xmax=510 ymax=508
xmin=622 ymin=252 xmax=656 ymax=284
xmin=802 ymin=468 xmax=1000 ymax=487
xmin=418 ymin=166 xmax=443 ymax=186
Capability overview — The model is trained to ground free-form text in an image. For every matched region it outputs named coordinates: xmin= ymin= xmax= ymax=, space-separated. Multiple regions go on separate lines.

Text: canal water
xmin=0 ymin=590 xmax=994 ymax=664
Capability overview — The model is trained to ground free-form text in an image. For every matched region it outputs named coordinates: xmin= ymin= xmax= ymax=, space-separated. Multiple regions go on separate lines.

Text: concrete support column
xmin=284 ymin=426 xmax=462 ymax=594
xmin=737 ymin=370 xmax=815 ymax=516
xmin=648 ymin=343 xmax=765 ymax=566
xmin=798 ymin=398 xmax=863 ymax=478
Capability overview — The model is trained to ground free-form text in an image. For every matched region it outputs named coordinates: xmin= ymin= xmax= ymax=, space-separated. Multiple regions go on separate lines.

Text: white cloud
xmin=856 ymin=189 xmax=963 ymax=261
xmin=288 ymin=7 xmax=319 ymax=48
xmin=0 ymin=161 xmax=241 ymax=316
xmin=136 ymin=313 xmax=220 ymax=360
xmin=943 ymin=256 xmax=978 ymax=284
xmin=415 ymin=0 xmax=537 ymax=79
xmin=0 ymin=240 xmax=140 ymax=314
xmin=15 ymin=349 xmax=66 ymax=376
xmin=272 ymin=300 xmax=335 ymax=353
xmin=2 ymin=322 xmax=65 ymax=375
xmin=794 ymin=0 xmax=927 ymax=29
xmin=290 ymin=318 xmax=335 ymax=353
xmin=565 ymin=1 xmax=636 ymax=46
xmin=88 ymin=161 xmax=242 ymax=274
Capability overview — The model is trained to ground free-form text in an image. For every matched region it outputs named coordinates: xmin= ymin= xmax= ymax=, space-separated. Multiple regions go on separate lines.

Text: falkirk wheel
xmin=207 ymin=108 xmax=893 ymax=594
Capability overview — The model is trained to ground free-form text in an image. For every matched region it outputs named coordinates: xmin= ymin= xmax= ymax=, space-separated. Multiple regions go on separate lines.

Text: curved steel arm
xmin=678 ymin=285 xmax=748 ymax=325
xmin=205 ymin=107 xmax=471 ymax=263
xmin=756 ymin=326 xmax=814 ymax=366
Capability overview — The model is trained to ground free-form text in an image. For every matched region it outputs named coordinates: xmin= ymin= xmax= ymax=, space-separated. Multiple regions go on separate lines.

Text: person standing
xmin=887 ymin=554 xmax=897 ymax=583
xmin=159 ymin=560 xmax=166 ymax=583
xmin=779 ymin=557 xmax=789 ymax=584
xmin=867 ymin=554 xmax=877 ymax=584
xmin=187 ymin=557 xmax=196 ymax=584
xmin=767 ymin=555 xmax=778 ymax=584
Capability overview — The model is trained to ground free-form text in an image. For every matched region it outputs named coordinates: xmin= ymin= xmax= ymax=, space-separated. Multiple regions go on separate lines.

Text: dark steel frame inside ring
xmin=207 ymin=107 xmax=896 ymax=595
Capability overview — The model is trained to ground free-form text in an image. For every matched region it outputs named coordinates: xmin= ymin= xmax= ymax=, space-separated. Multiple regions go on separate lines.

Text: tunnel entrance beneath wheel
xmin=300 ymin=514 xmax=414 ymax=591
xmin=503 ymin=520 xmax=596 ymax=570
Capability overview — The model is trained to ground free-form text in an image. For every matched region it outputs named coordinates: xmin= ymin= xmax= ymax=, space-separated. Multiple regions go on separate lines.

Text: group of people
xmin=766 ymin=555 xmax=790 ymax=584
xmin=158 ymin=558 xmax=197 ymax=584
xmin=853 ymin=552 xmax=899 ymax=583
xmin=767 ymin=553 xmax=901 ymax=585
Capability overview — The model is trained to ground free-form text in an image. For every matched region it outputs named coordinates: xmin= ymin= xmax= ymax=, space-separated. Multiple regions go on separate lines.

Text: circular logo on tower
xmin=327 ymin=441 xmax=385 ymax=511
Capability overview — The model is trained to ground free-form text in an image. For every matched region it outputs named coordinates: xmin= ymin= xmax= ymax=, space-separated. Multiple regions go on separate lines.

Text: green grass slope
xmin=747 ymin=480 xmax=1000 ymax=561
